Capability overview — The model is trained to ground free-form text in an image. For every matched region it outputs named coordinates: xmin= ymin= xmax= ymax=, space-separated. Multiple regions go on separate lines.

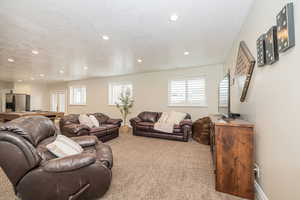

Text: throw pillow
xmin=79 ymin=114 xmax=94 ymax=128
xmin=46 ymin=135 xmax=83 ymax=158
xmin=89 ymin=115 xmax=100 ymax=128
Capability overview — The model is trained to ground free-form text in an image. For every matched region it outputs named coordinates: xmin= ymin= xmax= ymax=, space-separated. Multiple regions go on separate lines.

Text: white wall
xmin=49 ymin=65 xmax=223 ymax=121
xmin=225 ymin=0 xmax=299 ymax=199
xmin=14 ymin=82 xmax=50 ymax=111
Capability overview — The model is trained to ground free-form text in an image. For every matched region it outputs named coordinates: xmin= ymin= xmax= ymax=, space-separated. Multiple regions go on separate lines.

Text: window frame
xmin=69 ymin=86 xmax=87 ymax=106
xmin=168 ymin=76 xmax=207 ymax=107
xmin=108 ymin=82 xmax=133 ymax=106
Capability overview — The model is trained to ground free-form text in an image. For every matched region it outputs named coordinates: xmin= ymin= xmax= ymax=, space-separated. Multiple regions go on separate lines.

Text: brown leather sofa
xmin=130 ymin=111 xmax=192 ymax=142
xmin=0 ymin=116 xmax=113 ymax=200
xmin=60 ymin=113 xmax=122 ymax=142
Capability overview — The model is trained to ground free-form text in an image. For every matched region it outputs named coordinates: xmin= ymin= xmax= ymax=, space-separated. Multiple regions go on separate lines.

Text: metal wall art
xmin=256 ymin=2 xmax=295 ymax=66
xmin=257 ymin=34 xmax=266 ymax=67
xmin=276 ymin=3 xmax=295 ymax=52
xmin=265 ymin=26 xmax=279 ymax=65
xmin=235 ymin=41 xmax=256 ymax=102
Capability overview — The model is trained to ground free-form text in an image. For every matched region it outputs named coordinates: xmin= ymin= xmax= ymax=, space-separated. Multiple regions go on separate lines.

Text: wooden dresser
xmin=210 ymin=115 xmax=254 ymax=200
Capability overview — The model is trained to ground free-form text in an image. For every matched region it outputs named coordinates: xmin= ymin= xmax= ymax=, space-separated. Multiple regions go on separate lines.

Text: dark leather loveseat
xmin=130 ymin=111 xmax=192 ymax=142
xmin=60 ymin=113 xmax=122 ymax=142
xmin=0 ymin=116 xmax=113 ymax=200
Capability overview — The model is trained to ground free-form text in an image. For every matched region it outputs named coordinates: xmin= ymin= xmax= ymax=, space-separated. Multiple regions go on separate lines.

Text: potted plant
xmin=116 ymin=88 xmax=134 ymax=133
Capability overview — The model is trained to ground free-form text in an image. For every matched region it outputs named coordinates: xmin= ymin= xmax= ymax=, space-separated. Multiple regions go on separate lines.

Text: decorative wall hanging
xmin=235 ymin=41 xmax=256 ymax=102
xmin=265 ymin=26 xmax=279 ymax=65
xmin=256 ymin=34 xmax=266 ymax=67
xmin=277 ymin=3 xmax=295 ymax=52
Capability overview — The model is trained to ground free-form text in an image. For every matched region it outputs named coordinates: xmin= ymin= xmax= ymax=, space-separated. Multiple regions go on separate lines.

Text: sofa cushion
xmin=90 ymin=127 xmax=107 ymax=134
xmin=101 ymin=124 xmax=119 ymax=130
xmin=92 ymin=113 xmax=109 ymax=125
xmin=136 ymin=122 xmax=154 ymax=131
xmin=62 ymin=114 xmax=80 ymax=125
xmin=138 ymin=112 xmax=158 ymax=123
xmin=37 ymin=137 xmax=56 ymax=162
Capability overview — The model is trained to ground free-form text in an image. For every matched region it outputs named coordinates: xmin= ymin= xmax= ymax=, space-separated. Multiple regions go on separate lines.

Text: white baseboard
xmin=255 ymin=180 xmax=269 ymax=200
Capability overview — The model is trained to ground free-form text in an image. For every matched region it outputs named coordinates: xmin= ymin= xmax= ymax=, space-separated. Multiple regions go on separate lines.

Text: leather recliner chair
xmin=59 ymin=113 xmax=122 ymax=142
xmin=0 ymin=116 xmax=113 ymax=200
xmin=130 ymin=111 xmax=192 ymax=142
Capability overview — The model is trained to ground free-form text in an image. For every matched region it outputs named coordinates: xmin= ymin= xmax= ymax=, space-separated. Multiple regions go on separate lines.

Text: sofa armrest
xmin=42 ymin=153 xmax=96 ymax=173
xmin=63 ymin=124 xmax=90 ymax=136
xmin=179 ymin=119 xmax=193 ymax=127
xmin=71 ymin=136 xmax=99 ymax=147
xmin=129 ymin=117 xmax=141 ymax=126
xmin=106 ymin=118 xmax=123 ymax=126
xmin=180 ymin=119 xmax=192 ymax=142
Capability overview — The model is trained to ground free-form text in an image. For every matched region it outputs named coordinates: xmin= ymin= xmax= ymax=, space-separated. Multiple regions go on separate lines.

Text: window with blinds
xmin=219 ymin=76 xmax=229 ymax=107
xmin=108 ymin=82 xmax=133 ymax=105
xmin=69 ymin=86 xmax=86 ymax=105
xmin=168 ymin=78 xmax=207 ymax=106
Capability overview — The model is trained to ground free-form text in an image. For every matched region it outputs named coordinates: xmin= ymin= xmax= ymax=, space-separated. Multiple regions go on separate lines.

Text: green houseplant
xmin=116 ymin=88 xmax=134 ymax=131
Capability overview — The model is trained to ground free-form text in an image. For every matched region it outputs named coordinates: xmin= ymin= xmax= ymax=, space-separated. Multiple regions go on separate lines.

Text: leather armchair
xmin=0 ymin=116 xmax=113 ymax=200
xmin=60 ymin=113 xmax=122 ymax=142
xmin=130 ymin=111 xmax=192 ymax=142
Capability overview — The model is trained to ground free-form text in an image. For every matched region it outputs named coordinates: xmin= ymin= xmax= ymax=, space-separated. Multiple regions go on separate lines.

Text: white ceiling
xmin=0 ymin=0 xmax=253 ymax=82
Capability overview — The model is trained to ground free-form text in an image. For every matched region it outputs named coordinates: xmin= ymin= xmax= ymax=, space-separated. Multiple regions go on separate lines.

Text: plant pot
xmin=120 ymin=125 xmax=131 ymax=134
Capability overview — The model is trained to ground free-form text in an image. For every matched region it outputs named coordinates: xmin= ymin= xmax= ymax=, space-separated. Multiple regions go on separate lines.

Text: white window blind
xmin=219 ymin=76 xmax=229 ymax=107
xmin=109 ymin=83 xmax=133 ymax=105
xmin=168 ymin=78 xmax=206 ymax=106
xmin=69 ymin=86 xmax=86 ymax=105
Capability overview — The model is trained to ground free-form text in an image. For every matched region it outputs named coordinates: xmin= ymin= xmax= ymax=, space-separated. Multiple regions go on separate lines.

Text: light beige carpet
xmin=0 ymin=132 xmax=244 ymax=200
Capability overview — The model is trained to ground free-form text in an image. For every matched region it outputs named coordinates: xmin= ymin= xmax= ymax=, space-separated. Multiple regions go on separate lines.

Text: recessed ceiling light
xmin=8 ymin=58 xmax=14 ymax=62
xmin=59 ymin=70 xmax=64 ymax=74
xmin=39 ymin=74 xmax=45 ymax=77
xmin=17 ymin=80 xmax=23 ymax=82
xmin=184 ymin=51 xmax=190 ymax=55
xmin=32 ymin=50 xmax=39 ymax=55
xmin=170 ymin=14 xmax=179 ymax=21
xmin=30 ymin=77 xmax=35 ymax=80
xmin=83 ymin=66 xmax=88 ymax=70
xmin=137 ymin=59 xmax=143 ymax=63
xmin=102 ymin=35 xmax=109 ymax=40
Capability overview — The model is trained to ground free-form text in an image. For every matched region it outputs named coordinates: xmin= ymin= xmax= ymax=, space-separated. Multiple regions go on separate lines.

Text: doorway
xmin=50 ymin=91 xmax=66 ymax=112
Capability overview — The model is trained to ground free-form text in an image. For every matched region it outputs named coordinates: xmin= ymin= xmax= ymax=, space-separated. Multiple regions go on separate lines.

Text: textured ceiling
xmin=0 ymin=0 xmax=253 ymax=82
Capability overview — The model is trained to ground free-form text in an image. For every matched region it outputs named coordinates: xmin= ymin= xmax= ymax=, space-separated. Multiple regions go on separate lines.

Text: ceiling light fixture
xmin=40 ymin=74 xmax=45 ymax=77
xmin=8 ymin=58 xmax=14 ymax=62
xmin=32 ymin=50 xmax=39 ymax=55
xmin=170 ymin=14 xmax=179 ymax=21
xmin=30 ymin=77 xmax=35 ymax=80
xmin=17 ymin=80 xmax=23 ymax=82
xmin=102 ymin=35 xmax=110 ymax=40
xmin=184 ymin=51 xmax=190 ymax=55
xmin=59 ymin=70 xmax=64 ymax=74
xmin=137 ymin=59 xmax=143 ymax=63
xmin=83 ymin=66 xmax=88 ymax=70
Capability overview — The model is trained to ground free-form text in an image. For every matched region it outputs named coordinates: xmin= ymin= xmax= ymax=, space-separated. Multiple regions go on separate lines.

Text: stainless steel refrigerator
xmin=6 ymin=93 xmax=30 ymax=112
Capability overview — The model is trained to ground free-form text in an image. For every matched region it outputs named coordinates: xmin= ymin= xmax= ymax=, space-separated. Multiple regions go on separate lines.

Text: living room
xmin=0 ymin=0 xmax=299 ymax=200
